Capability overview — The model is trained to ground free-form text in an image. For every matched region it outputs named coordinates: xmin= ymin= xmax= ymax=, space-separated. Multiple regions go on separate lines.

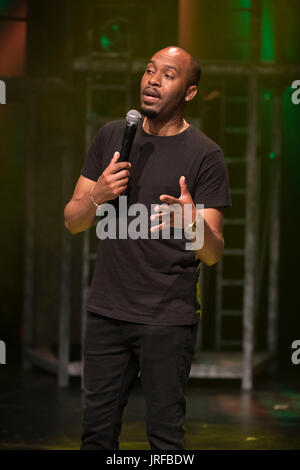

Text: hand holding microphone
xmin=91 ymin=110 xmax=141 ymax=205
xmin=91 ymin=151 xmax=131 ymax=204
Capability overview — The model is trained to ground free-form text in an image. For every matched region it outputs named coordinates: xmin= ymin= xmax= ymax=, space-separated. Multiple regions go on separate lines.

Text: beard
xmin=140 ymin=107 xmax=159 ymax=119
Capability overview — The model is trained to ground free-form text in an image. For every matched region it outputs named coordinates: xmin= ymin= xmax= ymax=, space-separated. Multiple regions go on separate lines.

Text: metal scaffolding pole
xmin=22 ymin=96 xmax=37 ymax=370
xmin=80 ymin=78 xmax=94 ymax=390
xmin=267 ymin=90 xmax=282 ymax=358
xmin=242 ymin=73 xmax=259 ymax=391
xmin=58 ymin=0 xmax=73 ymax=386
xmin=58 ymin=135 xmax=73 ymax=387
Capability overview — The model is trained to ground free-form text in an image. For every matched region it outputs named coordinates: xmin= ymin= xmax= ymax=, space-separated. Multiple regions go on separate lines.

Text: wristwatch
xmin=184 ymin=210 xmax=203 ymax=240
xmin=184 ymin=218 xmax=197 ymax=240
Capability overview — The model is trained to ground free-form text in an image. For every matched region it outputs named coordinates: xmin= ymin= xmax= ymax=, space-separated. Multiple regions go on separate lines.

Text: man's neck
xmin=142 ymin=115 xmax=189 ymax=136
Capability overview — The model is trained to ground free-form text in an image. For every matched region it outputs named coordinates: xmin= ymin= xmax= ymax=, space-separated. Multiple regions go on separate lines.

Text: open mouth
xmin=143 ymin=88 xmax=161 ymax=102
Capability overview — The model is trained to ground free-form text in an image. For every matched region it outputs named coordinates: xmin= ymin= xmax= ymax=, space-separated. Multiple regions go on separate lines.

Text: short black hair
xmin=188 ymin=56 xmax=201 ymax=87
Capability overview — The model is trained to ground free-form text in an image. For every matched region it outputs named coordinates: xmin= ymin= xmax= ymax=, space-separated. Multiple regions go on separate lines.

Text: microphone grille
xmin=126 ymin=109 xmax=142 ymax=126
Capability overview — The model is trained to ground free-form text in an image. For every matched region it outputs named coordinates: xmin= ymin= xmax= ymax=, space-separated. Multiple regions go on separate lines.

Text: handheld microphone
xmin=118 ymin=109 xmax=142 ymax=162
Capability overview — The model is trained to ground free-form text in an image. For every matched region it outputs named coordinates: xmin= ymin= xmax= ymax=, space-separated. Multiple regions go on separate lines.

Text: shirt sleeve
xmin=193 ymin=149 xmax=232 ymax=209
xmin=80 ymin=126 xmax=105 ymax=182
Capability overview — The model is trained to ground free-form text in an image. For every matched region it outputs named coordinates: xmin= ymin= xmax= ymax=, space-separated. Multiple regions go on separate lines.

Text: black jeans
xmin=80 ymin=311 xmax=198 ymax=450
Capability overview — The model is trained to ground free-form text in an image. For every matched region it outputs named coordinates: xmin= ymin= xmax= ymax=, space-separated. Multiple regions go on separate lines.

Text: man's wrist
xmin=89 ymin=187 xmax=103 ymax=208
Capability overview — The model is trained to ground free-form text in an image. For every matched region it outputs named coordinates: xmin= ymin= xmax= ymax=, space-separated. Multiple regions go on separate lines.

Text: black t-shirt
xmin=81 ymin=119 xmax=232 ymax=325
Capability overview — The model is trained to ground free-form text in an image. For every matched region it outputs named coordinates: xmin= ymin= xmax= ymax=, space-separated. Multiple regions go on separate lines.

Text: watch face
xmin=184 ymin=222 xmax=195 ymax=238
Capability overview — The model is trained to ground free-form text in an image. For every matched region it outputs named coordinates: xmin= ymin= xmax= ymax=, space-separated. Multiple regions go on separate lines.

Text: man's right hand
xmin=92 ymin=151 xmax=131 ymax=205
xmin=64 ymin=151 xmax=131 ymax=234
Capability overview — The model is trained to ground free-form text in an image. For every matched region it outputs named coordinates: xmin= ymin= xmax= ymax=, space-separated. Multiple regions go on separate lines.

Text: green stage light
xmin=268 ymin=151 xmax=276 ymax=160
xmin=264 ymin=91 xmax=272 ymax=101
xmin=99 ymin=19 xmax=129 ymax=54
xmin=100 ymin=35 xmax=112 ymax=51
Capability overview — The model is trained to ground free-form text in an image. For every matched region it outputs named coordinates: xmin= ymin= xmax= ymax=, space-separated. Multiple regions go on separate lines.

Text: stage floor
xmin=1 ymin=355 xmax=300 ymax=450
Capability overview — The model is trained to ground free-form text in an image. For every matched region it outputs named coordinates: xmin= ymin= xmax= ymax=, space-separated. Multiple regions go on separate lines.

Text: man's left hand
xmin=150 ymin=176 xmax=196 ymax=232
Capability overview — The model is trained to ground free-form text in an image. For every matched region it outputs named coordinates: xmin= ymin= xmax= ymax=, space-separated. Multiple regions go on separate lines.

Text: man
xmin=64 ymin=46 xmax=231 ymax=450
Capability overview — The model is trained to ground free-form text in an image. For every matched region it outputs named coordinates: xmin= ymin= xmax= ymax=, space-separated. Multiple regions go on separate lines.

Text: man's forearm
xmin=64 ymin=191 xmax=97 ymax=234
xmin=190 ymin=217 xmax=224 ymax=266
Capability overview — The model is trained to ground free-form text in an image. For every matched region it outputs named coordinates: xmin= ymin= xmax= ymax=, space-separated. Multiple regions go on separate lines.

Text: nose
xmin=148 ymin=72 xmax=161 ymax=87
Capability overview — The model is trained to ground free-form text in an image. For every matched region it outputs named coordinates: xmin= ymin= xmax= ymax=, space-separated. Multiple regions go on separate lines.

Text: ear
xmin=185 ymin=85 xmax=197 ymax=102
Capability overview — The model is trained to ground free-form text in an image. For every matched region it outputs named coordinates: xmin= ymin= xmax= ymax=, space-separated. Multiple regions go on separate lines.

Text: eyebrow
xmin=148 ymin=60 xmax=179 ymax=73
